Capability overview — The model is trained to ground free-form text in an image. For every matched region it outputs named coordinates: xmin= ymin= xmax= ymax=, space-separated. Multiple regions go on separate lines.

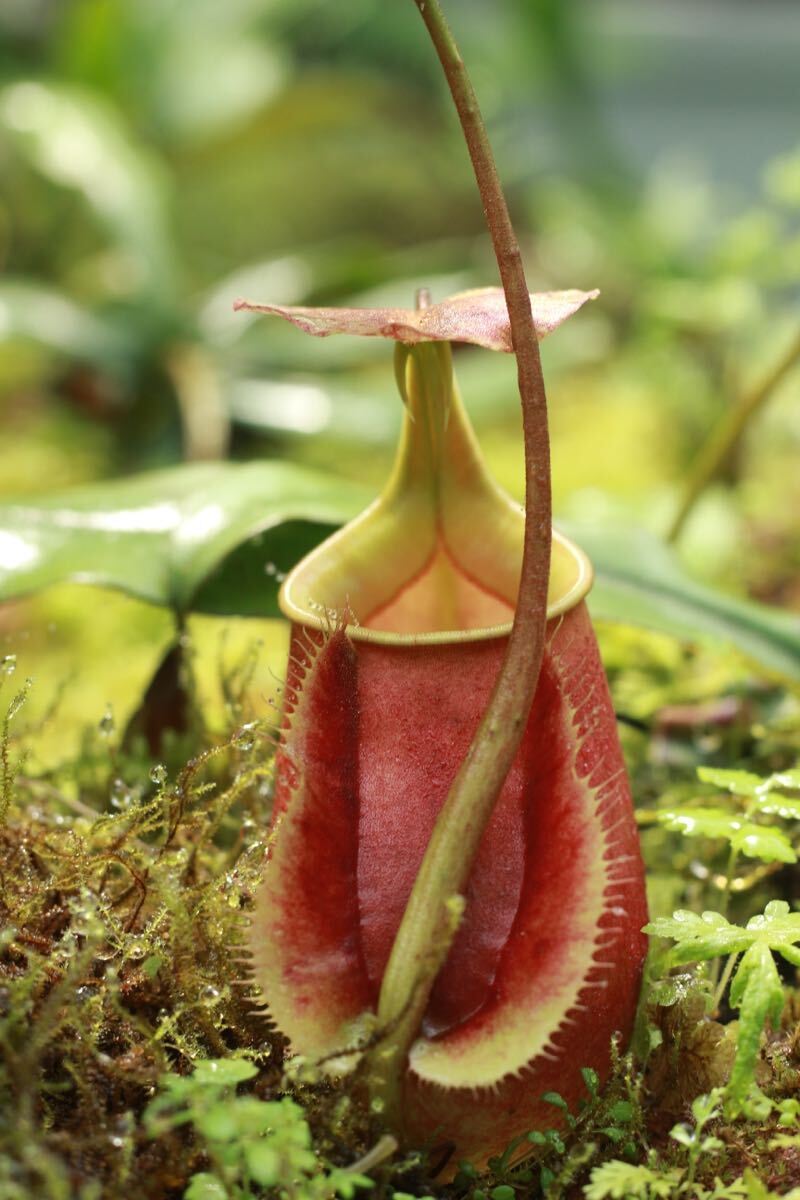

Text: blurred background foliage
xmin=0 ymin=0 xmax=799 ymax=759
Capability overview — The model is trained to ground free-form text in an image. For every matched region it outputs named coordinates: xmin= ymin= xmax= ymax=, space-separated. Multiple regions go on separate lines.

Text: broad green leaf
xmin=657 ymin=807 xmax=796 ymax=864
xmin=0 ymin=462 xmax=371 ymax=616
xmin=0 ymin=81 xmax=173 ymax=299
xmin=697 ymin=767 xmax=766 ymax=797
xmin=561 ymin=521 xmax=800 ymax=682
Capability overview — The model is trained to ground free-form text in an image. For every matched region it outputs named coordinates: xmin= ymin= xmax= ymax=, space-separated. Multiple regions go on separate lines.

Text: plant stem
xmin=711 ymin=952 xmax=738 ymax=1016
xmin=668 ymin=328 xmax=800 ymax=543
xmin=709 ymin=842 xmax=739 ymax=994
xmin=368 ymin=0 xmax=553 ymax=1125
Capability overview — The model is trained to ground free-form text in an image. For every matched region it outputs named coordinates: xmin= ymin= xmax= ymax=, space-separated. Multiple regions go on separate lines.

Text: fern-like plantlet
xmin=655 ymin=766 xmax=800 ymax=867
xmin=645 ymin=902 xmax=800 ymax=1113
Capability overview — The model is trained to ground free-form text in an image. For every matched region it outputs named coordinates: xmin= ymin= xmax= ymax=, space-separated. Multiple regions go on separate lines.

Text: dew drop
xmin=98 ymin=705 xmax=116 ymax=738
xmin=150 ymin=764 xmax=167 ymax=786
xmin=234 ymin=722 xmax=257 ymax=752
xmin=1 ymin=654 xmax=16 ymax=677
xmin=111 ymin=778 xmax=133 ymax=810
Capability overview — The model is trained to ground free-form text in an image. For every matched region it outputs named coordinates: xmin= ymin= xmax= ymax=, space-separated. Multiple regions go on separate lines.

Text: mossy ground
xmin=0 ymin=624 xmax=799 ymax=1198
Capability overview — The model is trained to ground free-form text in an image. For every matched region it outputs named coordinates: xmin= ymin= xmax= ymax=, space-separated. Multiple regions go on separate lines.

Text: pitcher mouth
xmin=278 ymin=524 xmax=593 ymax=646
xmin=278 ymin=338 xmax=593 ymax=645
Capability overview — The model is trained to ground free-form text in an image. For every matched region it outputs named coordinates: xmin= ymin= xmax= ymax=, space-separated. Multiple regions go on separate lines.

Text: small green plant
xmin=646 ymin=900 xmax=800 ymax=1116
xmin=646 ymin=764 xmax=800 ymax=1117
xmin=144 ymin=1058 xmax=372 ymax=1200
xmin=585 ymin=1089 xmax=789 ymax=1199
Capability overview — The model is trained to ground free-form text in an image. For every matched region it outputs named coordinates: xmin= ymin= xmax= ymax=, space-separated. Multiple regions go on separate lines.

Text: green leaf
xmin=243 ymin=1141 xmax=280 ymax=1187
xmin=195 ymin=1101 xmax=240 ymax=1143
xmin=581 ymin=1065 xmax=600 ymax=1098
xmin=697 ymin=767 xmax=766 ymax=797
xmin=669 ymin=1123 xmax=694 ymax=1148
xmin=727 ymin=942 xmax=784 ymax=1111
xmin=657 ymin=808 xmax=797 ymax=864
xmin=192 ymin=1058 xmax=258 ymax=1087
xmin=561 ymin=521 xmax=800 ymax=681
xmin=0 ymin=81 xmax=173 ymax=299
xmin=184 ymin=1174 xmax=228 ymax=1200
xmin=585 ymin=1160 xmax=679 ymax=1200
xmin=758 ymin=794 xmax=800 ymax=820
xmin=690 ymin=1088 xmax=724 ymax=1127
xmin=643 ymin=910 xmax=753 ymax=962
xmin=142 ymin=954 xmax=162 ymax=979
xmin=600 ymin=1126 xmax=627 ymax=1143
xmin=771 ymin=769 xmax=800 ymax=790
xmin=0 ymin=462 xmax=371 ymax=616
xmin=225 ymin=1097 xmax=275 ymax=1136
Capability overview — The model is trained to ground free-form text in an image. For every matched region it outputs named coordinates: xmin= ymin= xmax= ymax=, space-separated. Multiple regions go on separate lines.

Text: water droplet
xmin=201 ymin=985 xmax=221 ymax=1005
xmin=110 ymin=778 xmax=132 ymax=810
xmin=234 ymin=722 xmax=257 ymax=752
xmin=264 ymin=561 xmax=278 ymax=577
xmin=150 ymin=764 xmax=167 ymax=786
xmin=98 ymin=705 xmax=115 ymax=738
xmin=1 ymin=654 xmax=16 ymax=677
xmin=128 ymin=941 xmax=146 ymax=960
